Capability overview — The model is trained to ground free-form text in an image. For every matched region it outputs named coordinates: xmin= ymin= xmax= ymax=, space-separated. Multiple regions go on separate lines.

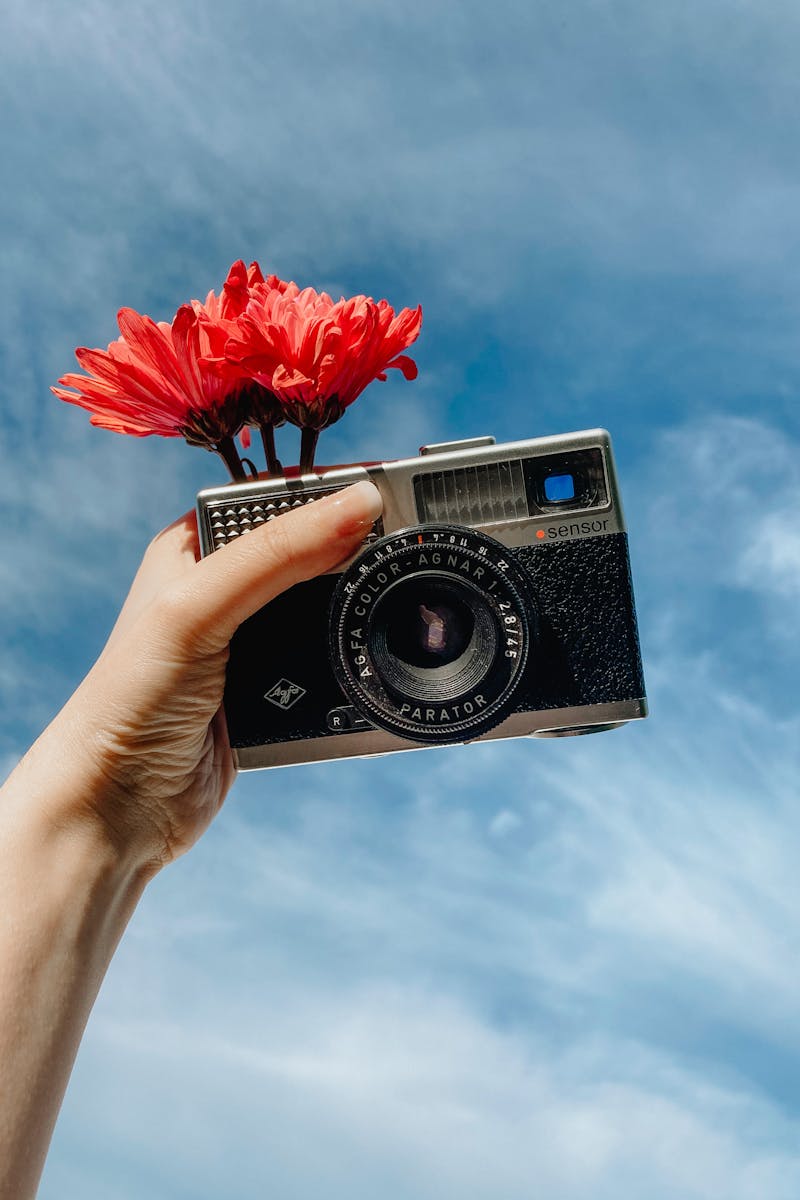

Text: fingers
xmin=159 ymin=481 xmax=383 ymax=650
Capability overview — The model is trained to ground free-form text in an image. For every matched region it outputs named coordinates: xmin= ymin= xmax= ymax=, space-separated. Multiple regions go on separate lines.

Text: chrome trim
xmin=233 ymin=698 xmax=648 ymax=771
xmin=419 ymin=435 xmax=496 ymax=455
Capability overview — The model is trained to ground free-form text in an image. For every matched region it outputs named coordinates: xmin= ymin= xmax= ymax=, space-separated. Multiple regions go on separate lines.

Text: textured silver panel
xmin=204 ymin=489 xmax=383 ymax=551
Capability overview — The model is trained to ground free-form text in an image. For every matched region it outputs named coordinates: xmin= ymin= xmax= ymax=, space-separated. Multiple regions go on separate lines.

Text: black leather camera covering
xmin=223 ymin=531 xmax=645 ymax=749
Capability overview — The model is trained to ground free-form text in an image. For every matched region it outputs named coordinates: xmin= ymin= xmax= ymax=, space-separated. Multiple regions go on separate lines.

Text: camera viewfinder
xmin=543 ymin=473 xmax=575 ymax=502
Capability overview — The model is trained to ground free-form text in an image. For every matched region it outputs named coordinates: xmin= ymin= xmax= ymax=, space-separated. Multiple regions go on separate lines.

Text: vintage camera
xmin=196 ymin=430 xmax=647 ymax=769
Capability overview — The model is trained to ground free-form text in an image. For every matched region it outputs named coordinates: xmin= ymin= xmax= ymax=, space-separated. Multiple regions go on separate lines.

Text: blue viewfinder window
xmin=544 ymin=473 xmax=575 ymax=502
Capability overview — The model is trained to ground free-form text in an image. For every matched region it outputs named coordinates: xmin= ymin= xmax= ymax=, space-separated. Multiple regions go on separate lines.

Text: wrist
xmin=1 ymin=704 xmax=160 ymax=887
xmin=0 ymin=761 xmax=151 ymax=930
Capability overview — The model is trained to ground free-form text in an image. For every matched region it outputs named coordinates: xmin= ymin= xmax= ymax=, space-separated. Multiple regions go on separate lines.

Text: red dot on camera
xmin=536 ymin=529 xmax=545 ymax=539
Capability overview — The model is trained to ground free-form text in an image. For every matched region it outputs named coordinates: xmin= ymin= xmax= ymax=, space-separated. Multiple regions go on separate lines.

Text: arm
xmin=0 ymin=480 xmax=382 ymax=1200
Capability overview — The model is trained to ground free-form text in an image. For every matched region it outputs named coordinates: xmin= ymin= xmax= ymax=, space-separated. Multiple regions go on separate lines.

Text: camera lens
xmin=385 ymin=587 xmax=474 ymax=669
xmin=329 ymin=525 xmax=535 ymax=744
xmin=371 ymin=577 xmax=497 ymax=704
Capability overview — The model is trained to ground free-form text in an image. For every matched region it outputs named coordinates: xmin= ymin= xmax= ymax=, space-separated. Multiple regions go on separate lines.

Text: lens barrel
xmin=329 ymin=525 xmax=534 ymax=743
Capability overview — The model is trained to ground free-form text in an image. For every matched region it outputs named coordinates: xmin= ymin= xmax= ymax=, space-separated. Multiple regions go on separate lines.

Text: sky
xmin=3 ymin=0 xmax=800 ymax=1195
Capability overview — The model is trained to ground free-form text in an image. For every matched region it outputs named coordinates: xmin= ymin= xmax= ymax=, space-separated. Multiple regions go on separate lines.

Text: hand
xmin=18 ymin=480 xmax=383 ymax=874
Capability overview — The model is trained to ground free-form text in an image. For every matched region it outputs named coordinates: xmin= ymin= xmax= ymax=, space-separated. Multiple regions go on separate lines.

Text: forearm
xmin=0 ymin=724 xmax=150 ymax=1200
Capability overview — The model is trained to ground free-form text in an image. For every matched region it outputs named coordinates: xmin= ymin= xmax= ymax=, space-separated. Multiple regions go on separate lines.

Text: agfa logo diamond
xmin=264 ymin=678 xmax=307 ymax=710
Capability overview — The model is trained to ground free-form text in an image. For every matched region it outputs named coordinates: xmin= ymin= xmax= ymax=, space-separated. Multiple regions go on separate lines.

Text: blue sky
xmin=3 ymin=0 xmax=800 ymax=1195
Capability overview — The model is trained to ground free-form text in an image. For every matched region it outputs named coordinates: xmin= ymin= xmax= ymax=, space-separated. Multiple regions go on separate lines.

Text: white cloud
xmin=44 ymin=911 xmax=800 ymax=1200
xmin=489 ymin=808 xmax=523 ymax=837
xmin=44 ymin=949 xmax=800 ymax=1200
xmin=738 ymin=509 xmax=800 ymax=599
xmin=9 ymin=0 xmax=800 ymax=312
xmin=631 ymin=416 xmax=800 ymax=662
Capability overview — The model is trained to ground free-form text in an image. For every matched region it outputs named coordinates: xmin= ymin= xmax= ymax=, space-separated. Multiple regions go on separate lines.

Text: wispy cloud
xmin=738 ymin=510 xmax=800 ymax=601
xmin=49 ymin=990 xmax=800 ymax=1200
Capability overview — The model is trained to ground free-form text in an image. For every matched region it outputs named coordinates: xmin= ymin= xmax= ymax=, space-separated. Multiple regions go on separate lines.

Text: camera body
xmin=196 ymin=430 xmax=647 ymax=770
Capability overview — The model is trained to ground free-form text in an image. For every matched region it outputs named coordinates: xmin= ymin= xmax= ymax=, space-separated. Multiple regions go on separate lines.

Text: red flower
xmin=194 ymin=266 xmax=291 ymax=461
xmin=51 ymin=260 xmax=273 ymax=479
xmin=223 ymin=283 xmax=423 ymax=433
xmin=195 ymin=259 xmax=287 ymax=330
xmin=53 ymin=259 xmax=424 ymax=479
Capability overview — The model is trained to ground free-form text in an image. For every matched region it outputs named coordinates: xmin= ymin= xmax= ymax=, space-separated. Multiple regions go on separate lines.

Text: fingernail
xmin=324 ymin=480 xmax=383 ymax=535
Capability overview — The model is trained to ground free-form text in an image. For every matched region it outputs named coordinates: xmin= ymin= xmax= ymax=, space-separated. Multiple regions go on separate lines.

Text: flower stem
xmin=260 ymin=424 xmax=284 ymax=476
xmin=216 ymin=436 xmax=248 ymax=482
xmin=299 ymin=428 xmax=320 ymax=476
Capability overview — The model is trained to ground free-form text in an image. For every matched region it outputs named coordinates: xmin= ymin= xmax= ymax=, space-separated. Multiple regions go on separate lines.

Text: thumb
xmin=164 ymin=481 xmax=383 ymax=651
